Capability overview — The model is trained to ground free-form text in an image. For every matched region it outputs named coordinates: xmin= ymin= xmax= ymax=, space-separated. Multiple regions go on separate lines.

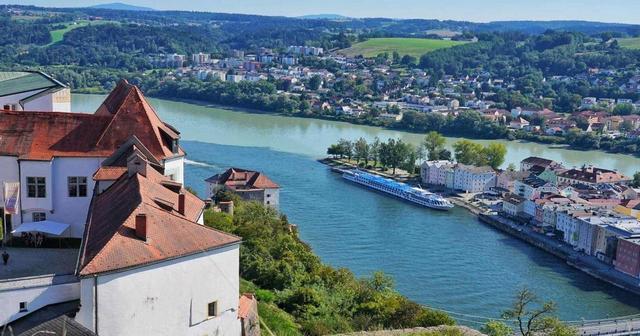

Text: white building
xmin=420 ymin=161 xmax=455 ymax=186
xmin=0 ymin=80 xmax=185 ymax=239
xmin=514 ymin=176 xmax=557 ymax=200
xmin=206 ymin=168 xmax=280 ymax=209
xmin=0 ymin=71 xmax=70 ymax=112
xmin=452 ymin=164 xmax=496 ymax=193
xmin=76 ymin=157 xmax=242 ymax=336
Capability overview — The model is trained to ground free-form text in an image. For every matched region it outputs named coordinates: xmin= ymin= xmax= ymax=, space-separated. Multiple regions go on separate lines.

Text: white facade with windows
xmin=452 ymin=165 xmax=496 ymax=193
xmin=1 ymin=156 xmax=183 ymax=238
xmin=76 ymin=244 xmax=241 ymax=336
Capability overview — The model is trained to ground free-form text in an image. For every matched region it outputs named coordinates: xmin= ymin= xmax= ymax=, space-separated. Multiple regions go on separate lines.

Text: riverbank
xmin=320 ymin=157 xmax=640 ymax=297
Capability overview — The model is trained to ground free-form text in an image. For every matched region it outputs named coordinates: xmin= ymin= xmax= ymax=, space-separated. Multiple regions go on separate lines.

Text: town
xmin=149 ymin=43 xmax=640 ymax=152
xmin=421 ymin=157 xmax=640 ymax=289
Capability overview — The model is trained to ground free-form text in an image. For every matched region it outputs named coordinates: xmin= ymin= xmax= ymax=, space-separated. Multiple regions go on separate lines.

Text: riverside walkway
xmin=573 ymin=317 xmax=640 ymax=335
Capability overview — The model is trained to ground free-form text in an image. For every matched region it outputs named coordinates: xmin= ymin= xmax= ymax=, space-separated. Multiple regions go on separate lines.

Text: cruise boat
xmin=342 ymin=170 xmax=454 ymax=210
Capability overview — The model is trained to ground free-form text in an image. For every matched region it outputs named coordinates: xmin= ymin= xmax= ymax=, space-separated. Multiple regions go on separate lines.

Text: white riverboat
xmin=342 ymin=170 xmax=454 ymax=210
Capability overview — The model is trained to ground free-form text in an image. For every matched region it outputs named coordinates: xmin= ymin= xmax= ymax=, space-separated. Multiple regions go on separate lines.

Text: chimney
xmin=178 ymin=193 xmax=186 ymax=216
xmin=135 ymin=214 xmax=148 ymax=241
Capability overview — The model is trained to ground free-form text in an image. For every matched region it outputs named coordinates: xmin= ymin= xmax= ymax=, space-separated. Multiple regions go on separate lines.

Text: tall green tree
xmin=354 ymin=137 xmax=370 ymax=165
xmin=483 ymin=143 xmax=507 ymax=169
xmin=423 ymin=131 xmax=447 ymax=161
xmin=453 ymin=140 xmax=485 ymax=165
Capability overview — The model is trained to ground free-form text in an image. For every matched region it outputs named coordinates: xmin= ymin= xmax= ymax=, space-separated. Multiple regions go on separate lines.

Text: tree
xmin=613 ymin=103 xmax=635 ymax=116
xmin=327 ymin=144 xmax=342 ymax=158
xmin=632 ymin=172 xmax=640 ymax=188
xmin=483 ymin=143 xmax=507 ymax=169
xmin=507 ymin=163 xmax=517 ymax=171
xmin=309 ymin=75 xmax=322 ymax=91
xmin=453 ymin=140 xmax=484 ymax=165
xmin=438 ymin=149 xmax=452 ymax=161
xmin=354 ymin=137 xmax=370 ymax=165
xmin=502 ymin=288 xmax=576 ymax=336
xmin=337 ymin=138 xmax=353 ymax=160
xmin=481 ymin=320 xmax=513 ymax=336
xmin=423 ymin=131 xmax=446 ymax=161
xmin=370 ymin=137 xmax=381 ymax=167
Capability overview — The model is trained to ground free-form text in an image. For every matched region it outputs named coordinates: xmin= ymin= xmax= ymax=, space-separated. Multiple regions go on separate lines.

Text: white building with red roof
xmin=75 ymin=154 xmax=242 ymax=335
xmin=0 ymin=80 xmax=185 ymax=238
xmin=206 ymin=168 xmax=280 ymax=209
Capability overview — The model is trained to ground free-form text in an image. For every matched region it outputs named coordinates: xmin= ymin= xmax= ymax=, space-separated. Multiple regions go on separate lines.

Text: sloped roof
xmin=94 ymin=80 xmax=182 ymax=159
xmin=0 ymin=71 xmax=66 ymax=98
xmin=93 ymin=166 xmax=128 ymax=181
xmin=78 ymin=166 xmax=238 ymax=276
xmin=206 ymin=167 xmax=280 ymax=190
xmin=0 ymin=80 xmax=181 ymax=161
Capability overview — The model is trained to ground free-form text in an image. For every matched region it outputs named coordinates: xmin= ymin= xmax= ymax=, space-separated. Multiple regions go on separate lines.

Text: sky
xmin=5 ymin=0 xmax=640 ymax=24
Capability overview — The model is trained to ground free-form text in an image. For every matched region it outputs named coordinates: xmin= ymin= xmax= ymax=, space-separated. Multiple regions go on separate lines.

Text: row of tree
xmin=327 ymin=137 xmax=419 ymax=174
xmin=328 ymin=132 xmax=507 ymax=175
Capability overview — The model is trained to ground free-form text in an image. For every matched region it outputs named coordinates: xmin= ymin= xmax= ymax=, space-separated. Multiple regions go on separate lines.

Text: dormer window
xmin=172 ymin=139 xmax=179 ymax=154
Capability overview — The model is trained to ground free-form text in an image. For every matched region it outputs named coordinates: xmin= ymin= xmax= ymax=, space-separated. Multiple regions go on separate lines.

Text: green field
xmin=617 ymin=37 xmax=640 ymax=50
xmin=48 ymin=20 xmax=115 ymax=46
xmin=48 ymin=21 xmax=90 ymax=45
xmin=339 ymin=37 xmax=468 ymax=58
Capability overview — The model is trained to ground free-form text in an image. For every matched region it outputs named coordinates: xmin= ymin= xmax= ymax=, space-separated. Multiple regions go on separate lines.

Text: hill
xmin=89 ymin=2 xmax=154 ymax=11
xmin=339 ymin=38 xmax=468 ymax=58
xmin=298 ymin=14 xmax=349 ymax=20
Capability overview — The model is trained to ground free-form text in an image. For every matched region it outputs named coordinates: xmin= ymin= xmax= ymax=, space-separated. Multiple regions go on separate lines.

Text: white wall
xmin=0 ymin=89 xmax=69 ymax=112
xmin=264 ymin=188 xmax=279 ymax=209
xmin=16 ymin=158 xmax=103 ymax=238
xmin=77 ymin=244 xmax=241 ymax=336
xmin=163 ymin=156 xmax=185 ymax=184
xmin=0 ymin=276 xmax=79 ymax=325
xmin=50 ymin=157 xmax=103 ymax=237
xmin=20 ymin=160 xmax=53 ymax=215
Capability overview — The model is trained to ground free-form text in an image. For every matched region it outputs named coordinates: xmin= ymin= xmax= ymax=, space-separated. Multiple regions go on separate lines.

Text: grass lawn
xmin=339 ymin=37 xmax=468 ymax=58
xmin=616 ymin=37 xmax=640 ymax=50
xmin=48 ymin=20 xmax=115 ymax=46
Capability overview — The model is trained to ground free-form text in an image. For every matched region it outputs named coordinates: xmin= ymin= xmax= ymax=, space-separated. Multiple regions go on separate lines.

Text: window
xmin=32 ymin=212 xmax=46 ymax=222
xmin=207 ymin=301 xmax=218 ymax=317
xmin=19 ymin=302 xmax=27 ymax=312
xmin=27 ymin=177 xmax=46 ymax=198
xmin=68 ymin=177 xmax=88 ymax=197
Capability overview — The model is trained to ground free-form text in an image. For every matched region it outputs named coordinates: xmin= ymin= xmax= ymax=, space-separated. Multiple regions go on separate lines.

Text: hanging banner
xmin=3 ymin=182 xmax=20 ymax=215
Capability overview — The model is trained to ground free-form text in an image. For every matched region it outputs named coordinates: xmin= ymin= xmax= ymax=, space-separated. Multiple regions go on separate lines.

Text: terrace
xmin=0 ymin=247 xmax=78 ymax=281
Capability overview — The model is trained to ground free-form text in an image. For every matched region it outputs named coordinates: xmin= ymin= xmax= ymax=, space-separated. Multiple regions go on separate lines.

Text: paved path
xmin=0 ymin=248 xmax=78 ymax=280
xmin=574 ymin=317 xmax=640 ymax=335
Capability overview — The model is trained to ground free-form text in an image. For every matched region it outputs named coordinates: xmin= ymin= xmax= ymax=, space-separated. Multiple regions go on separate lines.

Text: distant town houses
xmin=206 ymin=167 xmax=280 ymax=209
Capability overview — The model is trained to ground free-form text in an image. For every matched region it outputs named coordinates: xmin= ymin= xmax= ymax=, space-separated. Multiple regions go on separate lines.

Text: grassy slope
xmin=339 ymin=38 xmax=468 ymax=58
xmin=48 ymin=20 xmax=114 ymax=46
xmin=617 ymin=37 xmax=640 ymax=50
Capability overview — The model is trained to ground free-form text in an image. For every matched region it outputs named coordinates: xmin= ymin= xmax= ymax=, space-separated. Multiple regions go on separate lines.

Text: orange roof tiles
xmin=0 ymin=80 xmax=181 ymax=161
xmin=78 ymin=166 xmax=240 ymax=276
xmin=93 ymin=167 xmax=127 ymax=181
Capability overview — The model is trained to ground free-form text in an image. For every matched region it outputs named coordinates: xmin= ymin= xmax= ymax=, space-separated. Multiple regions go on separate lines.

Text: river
xmin=73 ymin=94 xmax=640 ymax=324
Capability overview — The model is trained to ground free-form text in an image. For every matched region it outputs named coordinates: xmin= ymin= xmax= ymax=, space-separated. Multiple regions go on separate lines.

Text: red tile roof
xmin=205 ymin=168 xmax=279 ymax=190
xmin=238 ymin=293 xmax=257 ymax=320
xmin=77 ymin=165 xmax=239 ymax=276
xmin=93 ymin=167 xmax=127 ymax=181
xmin=0 ymin=80 xmax=181 ymax=161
